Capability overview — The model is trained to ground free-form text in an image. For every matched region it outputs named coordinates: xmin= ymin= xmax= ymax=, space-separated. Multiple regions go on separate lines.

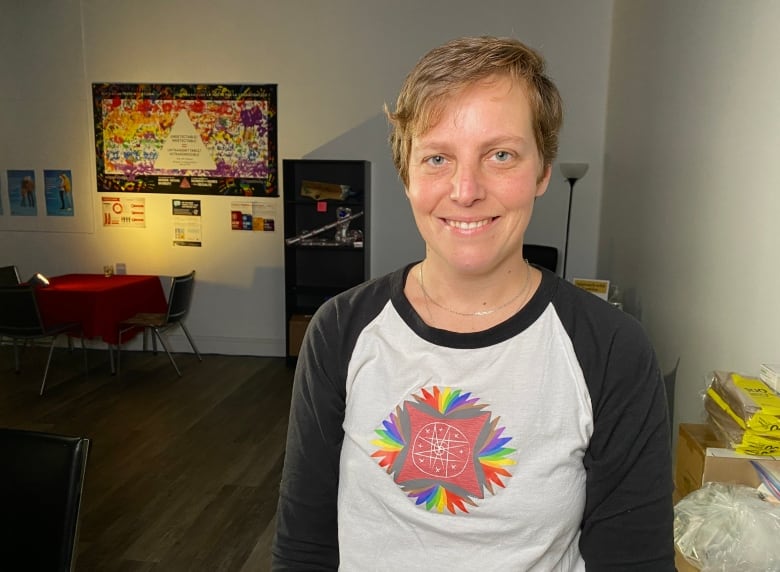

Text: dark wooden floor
xmin=0 ymin=343 xmax=294 ymax=571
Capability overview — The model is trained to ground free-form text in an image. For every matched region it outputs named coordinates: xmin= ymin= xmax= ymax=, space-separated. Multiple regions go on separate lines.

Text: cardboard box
xmin=674 ymin=432 xmax=780 ymax=571
xmin=674 ymin=424 xmax=780 ymax=570
xmin=701 ymin=447 xmax=780 ymax=488
xmin=674 ymin=423 xmax=726 ymax=499
xmin=288 ymin=314 xmax=312 ymax=357
xmin=675 ymin=423 xmax=780 ymax=499
xmin=675 ymin=546 xmax=699 ymax=572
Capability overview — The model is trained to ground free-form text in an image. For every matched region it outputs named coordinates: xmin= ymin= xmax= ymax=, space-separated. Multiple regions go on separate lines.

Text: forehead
xmin=415 ymin=75 xmax=534 ymax=139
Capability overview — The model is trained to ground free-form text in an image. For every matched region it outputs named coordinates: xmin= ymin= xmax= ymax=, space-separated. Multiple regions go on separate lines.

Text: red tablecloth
xmin=36 ymin=274 xmax=168 ymax=344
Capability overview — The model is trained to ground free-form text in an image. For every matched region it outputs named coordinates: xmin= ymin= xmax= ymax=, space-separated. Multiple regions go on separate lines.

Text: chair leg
xmin=40 ymin=336 xmax=58 ymax=396
xmin=12 ymin=340 xmax=20 ymax=373
xmin=152 ymin=328 xmax=181 ymax=376
xmin=81 ymin=335 xmax=88 ymax=377
xmin=115 ymin=330 xmax=124 ymax=376
xmin=179 ymin=322 xmax=202 ymax=361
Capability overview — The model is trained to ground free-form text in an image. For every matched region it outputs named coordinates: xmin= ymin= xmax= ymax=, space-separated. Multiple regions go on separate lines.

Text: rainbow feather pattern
xmin=371 ymin=386 xmax=516 ymax=514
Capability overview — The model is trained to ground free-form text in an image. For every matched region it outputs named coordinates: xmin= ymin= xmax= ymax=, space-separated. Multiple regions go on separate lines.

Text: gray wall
xmin=0 ymin=0 xmax=613 ymax=356
xmin=602 ymin=0 xmax=780 ymax=428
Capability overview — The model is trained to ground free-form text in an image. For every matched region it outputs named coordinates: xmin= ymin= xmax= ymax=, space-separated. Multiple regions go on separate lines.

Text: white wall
xmin=0 ymin=0 xmax=613 ymax=355
xmin=602 ymin=0 xmax=780 ymax=428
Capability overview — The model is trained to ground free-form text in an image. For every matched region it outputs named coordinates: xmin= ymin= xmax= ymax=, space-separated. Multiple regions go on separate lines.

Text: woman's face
xmin=406 ymin=75 xmax=551 ymax=277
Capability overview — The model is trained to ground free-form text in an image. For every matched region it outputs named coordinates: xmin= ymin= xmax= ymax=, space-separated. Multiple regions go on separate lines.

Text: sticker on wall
xmin=172 ymin=199 xmax=202 ymax=247
xmin=102 ymin=196 xmax=146 ymax=227
xmin=44 ymin=169 xmax=74 ymax=216
xmin=7 ymin=170 xmax=38 ymax=216
xmin=230 ymin=200 xmax=276 ymax=231
xmin=572 ymin=278 xmax=610 ymax=300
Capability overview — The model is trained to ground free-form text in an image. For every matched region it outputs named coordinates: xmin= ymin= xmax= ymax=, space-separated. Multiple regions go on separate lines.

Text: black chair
xmin=523 ymin=244 xmax=559 ymax=273
xmin=0 ymin=428 xmax=90 ymax=571
xmin=0 ymin=285 xmax=87 ymax=395
xmin=0 ymin=264 xmax=21 ymax=286
xmin=117 ymin=270 xmax=202 ymax=376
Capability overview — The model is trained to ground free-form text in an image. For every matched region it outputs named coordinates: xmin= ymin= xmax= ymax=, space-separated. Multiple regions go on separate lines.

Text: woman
xmin=273 ymin=36 xmax=673 ymax=571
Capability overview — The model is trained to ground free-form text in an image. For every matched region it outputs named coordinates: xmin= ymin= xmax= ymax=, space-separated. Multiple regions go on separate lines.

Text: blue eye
xmin=426 ymin=155 xmax=446 ymax=166
xmin=494 ymin=150 xmax=511 ymax=162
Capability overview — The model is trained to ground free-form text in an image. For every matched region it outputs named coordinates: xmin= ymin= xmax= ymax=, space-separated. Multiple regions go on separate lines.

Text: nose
xmin=450 ymin=161 xmax=485 ymax=206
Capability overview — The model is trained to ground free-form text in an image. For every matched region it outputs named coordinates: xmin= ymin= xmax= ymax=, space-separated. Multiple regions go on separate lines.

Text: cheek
xmin=406 ymin=175 xmax=445 ymax=208
xmin=493 ymin=176 xmax=538 ymax=203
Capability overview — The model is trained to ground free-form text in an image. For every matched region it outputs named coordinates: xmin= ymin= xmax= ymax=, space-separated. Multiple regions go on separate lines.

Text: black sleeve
xmin=576 ymin=310 xmax=675 ymax=571
xmin=271 ymin=276 xmax=388 ymax=570
xmin=271 ymin=304 xmax=345 ymax=571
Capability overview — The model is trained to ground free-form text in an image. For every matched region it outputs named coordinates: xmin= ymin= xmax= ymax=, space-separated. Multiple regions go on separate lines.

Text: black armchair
xmin=0 ymin=428 xmax=90 ymax=571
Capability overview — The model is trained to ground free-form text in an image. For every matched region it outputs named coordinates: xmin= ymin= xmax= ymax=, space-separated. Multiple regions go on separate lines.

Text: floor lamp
xmin=559 ymin=162 xmax=589 ymax=280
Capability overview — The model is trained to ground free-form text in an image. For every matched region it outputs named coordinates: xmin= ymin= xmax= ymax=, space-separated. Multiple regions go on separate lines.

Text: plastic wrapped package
xmin=707 ymin=371 xmax=780 ymax=435
xmin=674 ymin=482 xmax=780 ymax=571
xmin=704 ymin=371 xmax=780 ymax=455
xmin=705 ymin=397 xmax=780 ymax=456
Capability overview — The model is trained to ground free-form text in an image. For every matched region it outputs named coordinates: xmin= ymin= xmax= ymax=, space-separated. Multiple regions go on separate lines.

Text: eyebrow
xmin=413 ymin=134 xmax=531 ymax=154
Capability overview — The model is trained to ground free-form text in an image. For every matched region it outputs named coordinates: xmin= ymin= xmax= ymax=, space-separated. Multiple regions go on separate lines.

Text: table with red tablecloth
xmin=36 ymin=274 xmax=168 ymax=345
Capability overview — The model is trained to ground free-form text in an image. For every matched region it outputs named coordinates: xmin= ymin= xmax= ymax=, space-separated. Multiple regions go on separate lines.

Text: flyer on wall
xmin=230 ymin=200 xmax=276 ymax=231
xmin=102 ymin=196 xmax=146 ymax=227
xmin=7 ymin=169 xmax=37 ymax=216
xmin=44 ymin=169 xmax=74 ymax=216
xmin=172 ymin=199 xmax=202 ymax=247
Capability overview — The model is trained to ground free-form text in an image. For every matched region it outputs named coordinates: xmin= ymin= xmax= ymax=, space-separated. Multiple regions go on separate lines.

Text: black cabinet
xmin=283 ymin=159 xmax=370 ymax=361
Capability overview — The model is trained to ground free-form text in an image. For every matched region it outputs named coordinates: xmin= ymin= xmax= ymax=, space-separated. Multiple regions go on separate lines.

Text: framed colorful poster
xmin=91 ymin=83 xmax=278 ymax=197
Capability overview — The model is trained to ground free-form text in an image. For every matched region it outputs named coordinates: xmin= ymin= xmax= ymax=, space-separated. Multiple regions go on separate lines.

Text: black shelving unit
xmin=283 ymin=159 xmax=370 ymax=362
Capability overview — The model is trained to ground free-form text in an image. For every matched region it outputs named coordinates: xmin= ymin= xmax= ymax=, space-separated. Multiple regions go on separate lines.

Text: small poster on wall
xmin=230 ymin=200 xmax=276 ymax=231
xmin=172 ymin=199 xmax=202 ymax=247
xmin=7 ymin=169 xmax=37 ymax=216
xmin=102 ymin=196 xmax=146 ymax=227
xmin=44 ymin=169 xmax=74 ymax=216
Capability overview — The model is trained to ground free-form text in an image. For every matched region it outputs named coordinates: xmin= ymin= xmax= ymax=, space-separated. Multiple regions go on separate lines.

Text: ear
xmin=535 ymin=164 xmax=552 ymax=198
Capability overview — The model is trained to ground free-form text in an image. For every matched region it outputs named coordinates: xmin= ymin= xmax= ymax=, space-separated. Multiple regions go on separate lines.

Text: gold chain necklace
xmin=418 ymin=259 xmax=531 ymax=317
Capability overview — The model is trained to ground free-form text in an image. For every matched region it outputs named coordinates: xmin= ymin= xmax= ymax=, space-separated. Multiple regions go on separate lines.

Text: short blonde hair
xmin=385 ymin=36 xmax=563 ymax=186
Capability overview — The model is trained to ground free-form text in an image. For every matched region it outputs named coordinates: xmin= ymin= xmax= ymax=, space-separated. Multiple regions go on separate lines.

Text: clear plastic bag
xmin=674 ymin=482 xmax=780 ymax=571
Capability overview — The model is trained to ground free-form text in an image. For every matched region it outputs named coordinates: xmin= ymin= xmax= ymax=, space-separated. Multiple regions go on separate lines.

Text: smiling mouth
xmin=445 ymin=218 xmax=495 ymax=230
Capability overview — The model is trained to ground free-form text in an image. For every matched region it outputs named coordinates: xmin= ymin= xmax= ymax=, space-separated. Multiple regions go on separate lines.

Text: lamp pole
xmin=562 ymin=177 xmax=576 ymax=280
xmin=558 ymin=162 xmax=589 ymax=280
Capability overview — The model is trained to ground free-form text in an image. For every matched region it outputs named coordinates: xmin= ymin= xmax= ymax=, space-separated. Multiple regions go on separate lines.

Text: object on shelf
xmin=335 ymin=207 xmax=352 ymax=243
xmin=285 ymin=211 xmax=364 ymax=246
xmin=300 ymin=180 xmax=350 ymax=201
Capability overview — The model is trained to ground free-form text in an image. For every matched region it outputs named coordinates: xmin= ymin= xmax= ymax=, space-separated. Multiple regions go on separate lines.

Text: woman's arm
xmin=272 ymin=310 xmax=346 ymax=571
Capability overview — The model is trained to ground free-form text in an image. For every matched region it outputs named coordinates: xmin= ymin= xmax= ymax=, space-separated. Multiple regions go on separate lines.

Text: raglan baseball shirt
xmin=272 ymin=264 xmax=674 ymax=571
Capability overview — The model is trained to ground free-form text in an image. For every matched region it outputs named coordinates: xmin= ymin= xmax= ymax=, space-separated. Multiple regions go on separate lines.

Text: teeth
xmin=447 ymin=219 xmax=489 ymax=230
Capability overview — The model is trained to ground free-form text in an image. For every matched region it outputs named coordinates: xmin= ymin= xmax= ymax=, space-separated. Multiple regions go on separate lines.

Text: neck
xmin=417 ymin=258 xmax=532 ymax=318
